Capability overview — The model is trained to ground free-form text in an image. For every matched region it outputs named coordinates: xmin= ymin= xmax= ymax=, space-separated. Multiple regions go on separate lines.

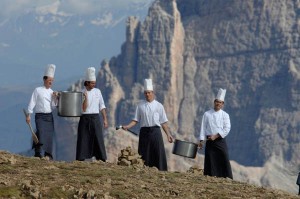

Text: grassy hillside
xmin=0 ymin=150 xmax=298 ymax=199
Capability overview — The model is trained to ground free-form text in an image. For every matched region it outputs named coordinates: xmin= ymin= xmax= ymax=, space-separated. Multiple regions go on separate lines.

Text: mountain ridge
xmin=0 ymin=150 xmax=298 ymax=198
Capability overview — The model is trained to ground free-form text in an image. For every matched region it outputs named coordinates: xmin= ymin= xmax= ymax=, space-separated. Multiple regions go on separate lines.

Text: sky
xmin=0 ymin=0 xmax=152 ymax=19
xmin=0 ymin=0 xmax=153 ymax=89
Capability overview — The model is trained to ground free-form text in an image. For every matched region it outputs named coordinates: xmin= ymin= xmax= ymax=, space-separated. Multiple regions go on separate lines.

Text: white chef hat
xmin=85 ymin=67 xmax=96 ymax=81
xmin=44 ymin=64 xmax=56 ymax=78
xmin=215 ymin=88 xmax=226 ymax=102
xmin=144 ymin=79 xmax=153 ymax=91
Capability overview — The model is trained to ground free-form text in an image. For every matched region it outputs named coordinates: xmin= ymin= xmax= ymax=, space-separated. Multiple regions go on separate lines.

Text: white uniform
xmin=133 ymin=99 xmax=168 ymax=127
xmin=199 ymin=109 xmax=231 ymax=141
xmin=82 ymin=88 xmax=106 ymax=114
xmin=27 ymin=86 xmax=56 ymax=158
xmin=76 ymin=87 xmax=107 ymax=161
xmin=28 ymin=86 xmax=55 ymax=114
xmin=133 ymin=99 xmax=169 ymax=171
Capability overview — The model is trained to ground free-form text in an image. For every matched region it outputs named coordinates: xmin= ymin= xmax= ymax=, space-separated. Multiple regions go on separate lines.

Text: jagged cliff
xmin=98 ymin=0 xmax=300 ymax=166
xmin=53 ymin=0 xmax=300 ymax=194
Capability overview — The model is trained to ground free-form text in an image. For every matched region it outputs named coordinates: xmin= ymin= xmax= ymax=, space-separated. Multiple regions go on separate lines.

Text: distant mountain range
xmin=0 ymin=0 xmax=152 ymax=87
xmin=0 ymin=1 xmax=152 ymax=153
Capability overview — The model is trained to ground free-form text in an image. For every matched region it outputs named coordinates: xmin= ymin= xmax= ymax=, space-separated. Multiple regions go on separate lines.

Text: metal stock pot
xmin=172 ymin=139 xmax=198 ymax=159
xmin=58 ymin=91 xmax=83 ymax=117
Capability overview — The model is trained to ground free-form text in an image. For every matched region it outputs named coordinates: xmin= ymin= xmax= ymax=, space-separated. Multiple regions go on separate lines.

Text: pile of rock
xmin=187 ymin=165 xmax=204 ymax=175
xmin=117 ymin=146 xmax=144 ymax=167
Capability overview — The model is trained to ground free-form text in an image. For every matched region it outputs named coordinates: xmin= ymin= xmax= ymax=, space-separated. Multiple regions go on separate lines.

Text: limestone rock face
xmin=54 ymin=0 xmax=300 ymax=194
xmin=98 ymin=0 xmax=300 ymax=168
xmin=94 ymin=0 xmax=300 ymax=193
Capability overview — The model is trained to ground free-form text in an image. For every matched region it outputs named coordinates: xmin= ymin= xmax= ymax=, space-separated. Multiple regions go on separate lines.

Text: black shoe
xmin=44 ymin=152 xmax=53 ymax=160
xmin=34 ymin=142 xmax=43 ymax=158
xmin=34 ymin=152 xmax=42 ymax=158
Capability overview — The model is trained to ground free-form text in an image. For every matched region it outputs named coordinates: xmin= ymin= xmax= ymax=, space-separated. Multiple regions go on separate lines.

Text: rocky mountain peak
xmin=54 ymin=0 xmax=300 ymax=194
xmin=99 ymin=0 xmax=300 ymax=167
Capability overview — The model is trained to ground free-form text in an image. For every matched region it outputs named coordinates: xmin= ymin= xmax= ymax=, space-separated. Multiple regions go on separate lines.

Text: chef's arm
xmin=100 ymin=108 xmax=108 ymax=128
xmin=161 ymin=122 xmax=173 ymax=143
xmin=82 ymin=91 xmax=88 ymax=112
xmin=26 ymin=91 xmax=37 ymax=124
xmin=26 ymin=89 xmax=37 ymax=124
xmin=26 ymin=114 xmax=31 ymax=124
xmin=219 ymin=114 xmax=231 ymax=138
xmin=198 ymin=140 xmax=205 ymax=149
xmin=209 ymin=133 xmax=220 ymax=141
xmin=122 ymin=120 xmax=138 ymax=130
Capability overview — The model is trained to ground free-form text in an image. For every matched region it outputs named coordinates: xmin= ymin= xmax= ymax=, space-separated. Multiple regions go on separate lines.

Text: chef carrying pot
xmin=76 ymin=67 xmax=108 ymax=162
xmin=122 ymin=79 xmax=174 ymax=171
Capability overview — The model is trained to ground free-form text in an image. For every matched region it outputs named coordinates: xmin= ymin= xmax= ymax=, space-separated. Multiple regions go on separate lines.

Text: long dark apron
xmin=204 ymin=137 xmax=233 ymax=179
xmin=138 ymin=126 xmax=168 ymax=171
xmin=76 ymin=114 xmax=107 ymax=161
xmin=34 ymin=113 xmax=54 ymax=157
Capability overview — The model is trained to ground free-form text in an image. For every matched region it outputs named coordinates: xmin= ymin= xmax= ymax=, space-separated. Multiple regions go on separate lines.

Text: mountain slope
xmin=0 ymin=150 xmax=298 ymax=198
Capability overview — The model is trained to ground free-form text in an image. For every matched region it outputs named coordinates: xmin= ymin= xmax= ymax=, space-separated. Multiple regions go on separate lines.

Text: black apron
xmin=138 ymin=126 xmax=168 ymax=171
xmin=76 ymin=114 xmax=107 ymax=161
xmin=204 ymin=137 xmax=233 ymax=179
xmin=34 ymin=113 xmax=54 ymax=156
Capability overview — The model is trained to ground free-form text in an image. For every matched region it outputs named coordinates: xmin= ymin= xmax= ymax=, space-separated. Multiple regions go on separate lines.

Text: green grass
xmin=45 ymin=186 xmax=75 ymax=198
xmin=0 ymin=186 xmax=22 ymax=198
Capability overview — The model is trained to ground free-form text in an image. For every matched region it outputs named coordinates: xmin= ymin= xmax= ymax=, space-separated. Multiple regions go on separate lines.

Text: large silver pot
xmin=172 ymin=139 xmax=198 ymax=159
xmin=58 ymin=91 xmax=83 ymax=117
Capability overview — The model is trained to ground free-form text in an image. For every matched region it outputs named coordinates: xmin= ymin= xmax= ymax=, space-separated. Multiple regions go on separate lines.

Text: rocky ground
xmin=0 ymin=150 xmax=299 ymax=199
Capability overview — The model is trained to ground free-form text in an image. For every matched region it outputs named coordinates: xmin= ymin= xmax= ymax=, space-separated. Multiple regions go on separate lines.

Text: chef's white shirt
xmin=28 ymin=86 xmax=55 ymax=114
xmin=133 ymin=99 xmax=168 ymax=127
xmin=82 ymin=88 xmax=106 ymax=114
xmin=199 ymin=109 xmax=231 ymax=141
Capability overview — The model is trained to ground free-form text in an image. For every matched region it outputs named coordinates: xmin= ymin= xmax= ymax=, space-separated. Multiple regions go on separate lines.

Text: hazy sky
xmin=0 ymin=0 xmax=153 ymax=88
xmin=0 ymin=0 xmax=152 ymax=19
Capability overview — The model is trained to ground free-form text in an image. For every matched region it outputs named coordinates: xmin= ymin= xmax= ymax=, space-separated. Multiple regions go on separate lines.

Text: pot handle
xmin=116 ymin=125 xmax=138 ymax=136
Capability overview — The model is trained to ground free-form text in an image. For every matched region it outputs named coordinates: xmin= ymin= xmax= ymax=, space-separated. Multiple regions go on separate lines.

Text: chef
xmin=198 ymin=88 xmax=233 ymax=179
xmin=26 ymin=64 xmax=58 ymax=159
xmin=76 ymin=67 xmax=108 ymax=162
xmin=122 ymin=79 xmax=173 ymax=171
